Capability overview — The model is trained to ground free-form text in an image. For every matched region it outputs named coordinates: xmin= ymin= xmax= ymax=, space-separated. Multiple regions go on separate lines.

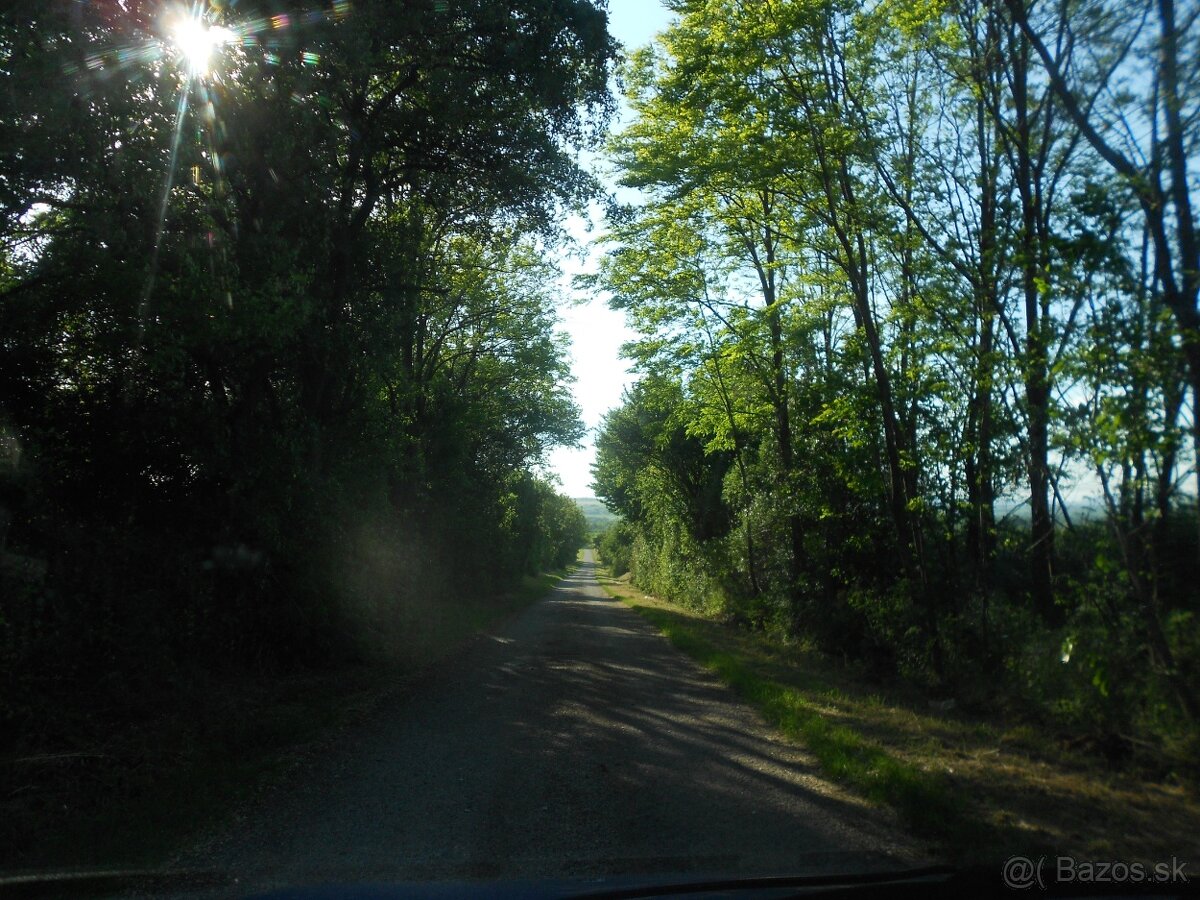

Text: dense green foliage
xmin=592 ymin=0 xmax=1199 ymax=773
xmin=0 ymin=1 xmax=611 ymax=746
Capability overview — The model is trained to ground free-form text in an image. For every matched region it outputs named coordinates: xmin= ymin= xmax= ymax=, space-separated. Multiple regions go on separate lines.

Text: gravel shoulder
xmin=172 ymin=550 xmax=923 ymax=894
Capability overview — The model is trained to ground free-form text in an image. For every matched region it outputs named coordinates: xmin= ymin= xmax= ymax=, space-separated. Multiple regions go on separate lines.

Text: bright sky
xmin=546 ymin=1 xmax=675 ymax=498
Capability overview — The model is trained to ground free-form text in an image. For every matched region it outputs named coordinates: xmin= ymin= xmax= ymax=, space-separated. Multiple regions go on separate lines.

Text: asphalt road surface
xmin=175 ymin=550 xmax=920 ymax=894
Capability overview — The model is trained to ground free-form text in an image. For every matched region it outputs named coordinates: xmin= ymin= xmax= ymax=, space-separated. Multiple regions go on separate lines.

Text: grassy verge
xmin=628 ymin=602 xmax=966 ymax=843
xmin=2 ymin=565 xmax=574 ymax=873
xmin=598 ymin=570 xmax=1200 ymax=864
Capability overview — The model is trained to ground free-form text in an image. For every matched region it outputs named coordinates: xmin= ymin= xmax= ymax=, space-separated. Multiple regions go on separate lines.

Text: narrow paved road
xmin=178 ymin=551 xmax=919 ymax=893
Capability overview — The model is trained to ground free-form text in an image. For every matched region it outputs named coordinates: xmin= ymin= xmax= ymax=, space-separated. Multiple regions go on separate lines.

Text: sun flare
xmin=170 ymin=13 xmax=231 ymax=76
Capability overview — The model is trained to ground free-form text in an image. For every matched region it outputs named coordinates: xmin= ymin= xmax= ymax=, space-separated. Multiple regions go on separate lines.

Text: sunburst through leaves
xmin=65 ymin=1 xmax=353 ymax=326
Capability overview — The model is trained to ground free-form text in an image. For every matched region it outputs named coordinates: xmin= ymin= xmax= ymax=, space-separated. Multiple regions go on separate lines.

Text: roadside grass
xmin=2 ymin=565 xmax=574 ymax=873
xmin=629 ymin=603 xmax=966 ymax=841
xmin=597 ymin=571 xmax=1200 ymax=864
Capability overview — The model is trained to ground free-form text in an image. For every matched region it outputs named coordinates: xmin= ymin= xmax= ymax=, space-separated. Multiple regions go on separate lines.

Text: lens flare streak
xmin=139 ymin=84 xmax=191 ymax=335
xmin=68 ymin=1 xmax=354 ymax=328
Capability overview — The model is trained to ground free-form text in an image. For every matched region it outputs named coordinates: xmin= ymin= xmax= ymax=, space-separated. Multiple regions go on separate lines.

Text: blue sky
xmin=546 ymin=1 xmax=675 ymax=499
xmin=604 ymin=0 xmax=675 ymax=49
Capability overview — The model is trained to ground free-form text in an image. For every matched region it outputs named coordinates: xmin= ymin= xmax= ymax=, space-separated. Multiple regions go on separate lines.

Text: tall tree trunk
xmin=966 ymin=85 xmax=1000 ymax=584
xmin=751 ymin=196 xmax=806 ymax=618
xmin=849 ymin=242 xmax=926 ymax=588
xmin=770 ymin=306 xmax=805 ymax=605
xmin=1009 ymin=31 xmax=1058 ymax=625
xmin=697 ymin=308 xmax=763 ymax=597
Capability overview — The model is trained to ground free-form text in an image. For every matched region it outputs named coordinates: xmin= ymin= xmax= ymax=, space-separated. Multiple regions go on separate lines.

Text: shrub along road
xmin=173 ymin=550 xmax=922 ymax=893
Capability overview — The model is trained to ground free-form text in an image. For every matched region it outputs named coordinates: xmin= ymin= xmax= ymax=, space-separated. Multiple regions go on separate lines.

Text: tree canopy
xmin=593 ymin=0 xmax=1200 ymax=762
xmin=0 ymin=0 xmax=610 ymax=736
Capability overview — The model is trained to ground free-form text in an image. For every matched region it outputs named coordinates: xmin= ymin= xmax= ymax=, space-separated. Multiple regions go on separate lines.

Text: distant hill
xmin=574 ymin=497 xmax=618 ymax=534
